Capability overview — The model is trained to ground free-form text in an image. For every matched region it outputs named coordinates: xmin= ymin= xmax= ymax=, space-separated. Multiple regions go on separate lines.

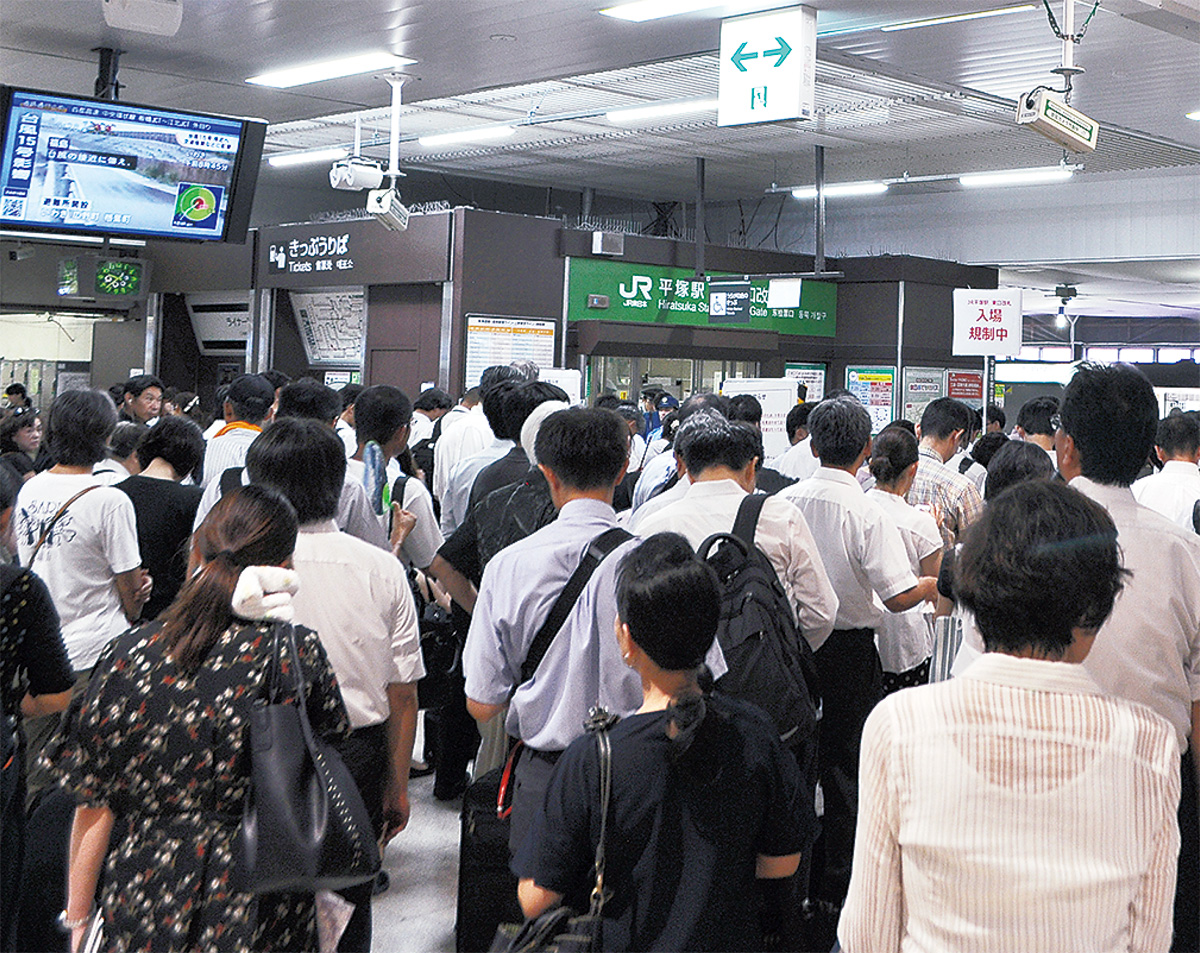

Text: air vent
xmin=592 ymin=231 xmax=625 ymax=256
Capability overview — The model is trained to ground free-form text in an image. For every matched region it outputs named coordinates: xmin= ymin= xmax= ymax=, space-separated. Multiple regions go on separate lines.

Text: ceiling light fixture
xmin=247 ymin=52 xmax=416 ymax=89
xmin=959 ymin=165 xmax=1074 ymax=188
xmin=880 ymin=4 xmax=1037 ymax=32
xmin=418 ymin=125 xmax=516 ymax=148
xmin=268 ymin=147 xmax=350 ymax=168
xmin=1187 ymin=109 xmax=1200 ymax=121
xmin=0 ymin=229 xmax=145 ymax=247
xmin=606 ymin=98 xmax=718 ymax=125
xmin=599 ymin=0 xmax=722 ymax=23
xmin=791 ymin=181 xmax=888 ymax=200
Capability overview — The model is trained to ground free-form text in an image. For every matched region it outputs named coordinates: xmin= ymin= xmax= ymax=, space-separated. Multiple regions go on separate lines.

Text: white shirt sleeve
xmin=101 ymin=490 xmax=143 ymax=575
xmin=400 ymin=477 xmax=444 ymax=570
xmin=779 ymin=500 xmax=838 ymax=651
xmin=389 ymin=570 xmax=425 ymax=684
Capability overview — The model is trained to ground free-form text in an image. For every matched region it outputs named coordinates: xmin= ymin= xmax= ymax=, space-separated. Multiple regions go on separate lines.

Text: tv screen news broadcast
xmin=0 ymin=86 xmax=266 ymax=243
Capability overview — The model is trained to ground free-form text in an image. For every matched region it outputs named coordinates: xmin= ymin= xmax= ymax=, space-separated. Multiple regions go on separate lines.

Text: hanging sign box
xmin=952 ymin=289 xmax=1022 ymax=357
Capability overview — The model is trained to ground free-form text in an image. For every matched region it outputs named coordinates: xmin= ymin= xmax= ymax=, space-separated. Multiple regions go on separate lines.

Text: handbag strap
xmin=731 ymin=492 xmax=767 ymax=549
xmin=518 ymin=527 xmax=632 ymax=687
xmin=586 ymin=709 xmax=617 ymax=918
xmin=25 ymin=484 xmax=100 ymax=567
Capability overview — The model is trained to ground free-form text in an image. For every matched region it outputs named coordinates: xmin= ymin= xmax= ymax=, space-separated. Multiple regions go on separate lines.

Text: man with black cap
xmin=200 ymin=373 xmax=274 ymax=487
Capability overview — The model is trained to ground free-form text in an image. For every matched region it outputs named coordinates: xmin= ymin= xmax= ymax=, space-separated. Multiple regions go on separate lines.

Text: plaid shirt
xmin=906 ymin=445 xmax=984 ymax=549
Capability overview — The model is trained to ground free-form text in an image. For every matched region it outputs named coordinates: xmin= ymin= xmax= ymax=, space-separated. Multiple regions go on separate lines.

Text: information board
xmin=290 ymin=288 xmax=365 ymax=366
xmin=845 ymin=365 xmax=896 ymax=432
xmin=541 ymin=367 xmax=583 ymax=405
xmin=721 ymin=377 xmax=797 ymax=460
xmin=902 ymin=367 xmax=946 ymax=424
xmin=785 ymin=362 xmax=825 ymax=401
xmin=947 ymin=370 xmax=985 ymax=403
xmin=952 ymin=289 xmax=1022 ymax=357
xmin=464 ymin=314 xmax=556 ymax=388
xmin=1156 ymin=388 xmax=1200 ymax=416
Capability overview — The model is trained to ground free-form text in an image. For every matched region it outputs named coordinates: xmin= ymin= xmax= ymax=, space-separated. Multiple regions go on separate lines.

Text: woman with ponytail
xmin=515 ymin=533 xmax=806 ymax=952
xmin=49 ymin=485 xmax=350 ymax=953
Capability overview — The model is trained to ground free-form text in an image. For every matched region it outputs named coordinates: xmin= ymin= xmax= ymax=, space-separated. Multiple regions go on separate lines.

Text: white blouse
xmin=839 ymin=653 xmax=1181 ymax=953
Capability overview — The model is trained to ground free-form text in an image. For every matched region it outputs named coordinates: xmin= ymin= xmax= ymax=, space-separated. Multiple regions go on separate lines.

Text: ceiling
xmin=2 ymin=0 xmax=1199 ymax=321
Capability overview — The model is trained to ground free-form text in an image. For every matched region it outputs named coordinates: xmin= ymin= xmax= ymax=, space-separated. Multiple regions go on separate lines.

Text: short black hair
xmin=413 ymin=387 xmax=453 ymax=412
xmin=503 ymin=381 xmax=570 ymax=444
xmin=482 ymin=379 xmax=521 ymax=439
xmin=617 ymin=532 xmax=721 ymax=671
xmin=785 ymin=402 xmax=814 ymax=441
xmin=1156 ymin=413 xmax=1200 ymax=458
xmin=869 ymin=426 xmax=919 ymax=485
xmin=5 ymin=383 xmax=27 ymax=399
xmin=594 ymin=393 xmax=624 ymax=411
xmin=339 ymin=383 xmax=364 ymax=412
xmin=246 ymin=417 xmax=345 ymax=524
xmin=613 ymin=403 xmax=642 ymax=425
xmin=955 ymin=480 xmax=1126 ymax=656
xmin=354 ymin=385 xmax=412 ymax=447
xmin=136 ymin=415 xmax=205 ymax=474
xmin=983 ymin=440 xmax=1054 ymax=500
xmin=727 ymin=394 xmax=762 ymax=426
xmin=276 ymin=381 xmax=341 ymax=423
xmin=261 ymin=369 xmax=291 ymax=392
xmin=809 ymin=397 xmax=871 ymax=467
xmin=971 ymin=431 xmax=1010 ymax=468
xmin=678 ymin=415 xmax=760 ymax=475
xmin=535 ymin=407 xmax=628 ymax=491
xmin=919 ymin=397 xmax=972 ymax=441
xmin=47 ymin=389 xmax=117 ymax=466
xmin=1016 ymin=396 xmax=1059 ymax=437
xmin=986 ymin=403 xmax=1006 ymax=430
xmin=108 ymin=420 xmax=147 ymax=459
xmin=678 ymin=392 xmax=731 ymax=421
xmin=123 ymin=374 xmax=163 ymax=398
xmin=1060 ymin=363 xmax=1157 ymax=487
xmin=479 ymin=364 xmax=525 ymax=394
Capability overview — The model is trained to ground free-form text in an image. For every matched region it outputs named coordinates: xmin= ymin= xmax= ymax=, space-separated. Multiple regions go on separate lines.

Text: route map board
xmin=464 ymin=315 xmax=556 ymax=388
xmin=845 ymin=365 xmax=896 ymax=433
xmin=290 ymin=289 xmax=365 ymax=366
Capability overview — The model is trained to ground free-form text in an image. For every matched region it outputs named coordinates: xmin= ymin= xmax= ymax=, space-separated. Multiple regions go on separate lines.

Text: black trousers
xmin=333 ymin=723 xmax=388 ymax=953
xmin=1173 ymin=749 xmax=1199 ymax=952
xmin=508 ymin=746 xmax=560 ymax=859
xmin=809 ymin=627 xmax=882 ymax=909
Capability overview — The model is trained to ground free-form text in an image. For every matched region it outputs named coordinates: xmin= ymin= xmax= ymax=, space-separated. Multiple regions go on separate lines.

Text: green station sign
xmin=566 ymin=257 xmax=836 ymax=337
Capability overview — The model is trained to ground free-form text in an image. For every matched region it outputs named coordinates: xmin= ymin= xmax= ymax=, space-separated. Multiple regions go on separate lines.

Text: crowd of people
xmin=0 ymin=360 xmax=1198 ymax=953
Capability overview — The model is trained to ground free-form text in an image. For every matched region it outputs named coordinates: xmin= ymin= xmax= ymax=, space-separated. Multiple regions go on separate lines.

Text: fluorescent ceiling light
xmin=600 ymin=0 xmax=721 ymax=22
xmin=791 ymin=181 xmax=888 ymax=199
xmin=267 ymin=147 xmax=349 ymax=168
xmin=418 ymin=125 xmax=516 ymax=148
xmin=606 ymin=98 xmax=717 ymax=125
xmin=1187 ymin=109 xmax=1200 ymax=121
xmin=247 ymin=52 xmax=415 ymax=89
xmin=880 ymin=4 xmax=1037 ymax=32
xmin=960 ymin=166 xmax=1074 ymax=188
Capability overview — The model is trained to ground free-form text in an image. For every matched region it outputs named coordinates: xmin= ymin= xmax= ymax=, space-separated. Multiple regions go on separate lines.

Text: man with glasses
xmin=908 ymin=397 xmax=984 ymax=549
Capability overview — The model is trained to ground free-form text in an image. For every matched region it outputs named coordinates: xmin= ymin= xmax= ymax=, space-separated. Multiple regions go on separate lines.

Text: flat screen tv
xmin=0 ymin=86 xmax=266 ymax=243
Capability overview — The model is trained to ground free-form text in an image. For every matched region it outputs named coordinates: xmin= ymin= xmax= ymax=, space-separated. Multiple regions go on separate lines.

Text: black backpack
xmin=698 ymin=494 xmax=820 ymax=745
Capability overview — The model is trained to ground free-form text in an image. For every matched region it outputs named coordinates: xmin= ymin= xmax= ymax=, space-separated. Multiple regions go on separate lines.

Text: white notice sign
xmin=952 ymin=289 xmax=1022 ymax=357
xmin=464 ymin=315 xmax=557 ymax=388
xmin=718 ymin=6 xmax=817 ymax=127
xmin=720 ymin=377 xmax=798 ymax=460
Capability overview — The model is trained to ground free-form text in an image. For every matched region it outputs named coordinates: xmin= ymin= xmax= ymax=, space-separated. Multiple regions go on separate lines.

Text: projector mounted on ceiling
xmin=102 ymin=0 xmax=183 ymax=36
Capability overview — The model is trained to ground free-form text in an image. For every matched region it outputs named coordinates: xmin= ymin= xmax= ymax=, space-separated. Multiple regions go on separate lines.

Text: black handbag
xmin=489 ymin=709 xmax=617 ymax=953
xmin=238 ymin=622 xmax=381 ymax=893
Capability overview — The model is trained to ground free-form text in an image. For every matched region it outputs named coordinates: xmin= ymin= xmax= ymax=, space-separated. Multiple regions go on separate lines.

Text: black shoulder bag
xmin=490 ymin=708 xmax=618 ymax=953
xmin=238 ymin=622 xmax=381 ymax=893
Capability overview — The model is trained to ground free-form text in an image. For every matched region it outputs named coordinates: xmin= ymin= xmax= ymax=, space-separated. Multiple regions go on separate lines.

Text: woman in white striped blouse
xmin=839 ymin=479 xmax=1181 ymax=953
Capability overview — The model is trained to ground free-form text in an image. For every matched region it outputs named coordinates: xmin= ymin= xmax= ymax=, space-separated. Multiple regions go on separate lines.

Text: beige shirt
xmin=840 ymin=653 xmax=1180 ymax=953
xmin=635 ymin=478 xmax=838 ymax=651
xmin=290 ymin=521 xmax=424 ymax=729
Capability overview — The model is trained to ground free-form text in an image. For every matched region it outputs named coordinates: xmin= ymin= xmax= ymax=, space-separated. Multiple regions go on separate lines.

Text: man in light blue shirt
xmin=465 ymin=406 xmax=724 ymax=855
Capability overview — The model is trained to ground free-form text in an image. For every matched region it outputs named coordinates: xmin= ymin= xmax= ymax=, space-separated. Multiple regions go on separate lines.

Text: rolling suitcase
xmin=455 ymin=767 xmax=522 ymax=952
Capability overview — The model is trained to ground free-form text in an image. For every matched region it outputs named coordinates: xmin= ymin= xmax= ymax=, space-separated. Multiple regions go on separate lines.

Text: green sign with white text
xmin=566 ymin=257 xmax=835 ymax=337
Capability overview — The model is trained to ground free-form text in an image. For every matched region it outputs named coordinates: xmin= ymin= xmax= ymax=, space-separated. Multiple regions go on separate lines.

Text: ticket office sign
xmin=952 ymin=289 xmax=1022 ymax=357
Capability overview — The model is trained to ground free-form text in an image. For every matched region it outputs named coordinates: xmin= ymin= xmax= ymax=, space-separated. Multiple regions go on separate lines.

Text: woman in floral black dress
xmin=50 ymin=485 xmax=350 ymax=952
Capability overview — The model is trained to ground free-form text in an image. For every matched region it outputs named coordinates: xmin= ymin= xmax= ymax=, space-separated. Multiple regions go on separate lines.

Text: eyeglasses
xmin=1050 ymin=414 xmax=1063 ymax=432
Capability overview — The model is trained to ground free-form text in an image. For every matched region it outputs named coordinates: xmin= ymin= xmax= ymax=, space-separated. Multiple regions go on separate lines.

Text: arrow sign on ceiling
xmin=764 ymin=37 xmax=791 ymax=67
xmin=730 ymin=41 xmax=758 ymax=72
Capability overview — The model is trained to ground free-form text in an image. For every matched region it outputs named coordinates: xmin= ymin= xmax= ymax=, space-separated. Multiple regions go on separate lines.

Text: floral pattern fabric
xmin=49 ymin=621 xmax=351 ymax=953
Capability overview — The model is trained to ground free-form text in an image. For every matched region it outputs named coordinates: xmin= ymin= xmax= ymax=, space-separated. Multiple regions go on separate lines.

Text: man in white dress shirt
xmin=1055 ymin=362 xmax=1200 ymax=951
xmin=1133 ymin=413 xmax=1200 ymax=532
xmin=247 ymin=418 xmax=423 ymax=953
xmin=769 ymin=402 xmax=820 ymax=481
xmin=780 ymin=397 xmax=937 ymax=926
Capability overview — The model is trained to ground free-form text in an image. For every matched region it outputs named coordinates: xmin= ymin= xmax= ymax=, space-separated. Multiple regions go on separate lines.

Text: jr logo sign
xmin=619 ymin=276 xmax=653 ymax=300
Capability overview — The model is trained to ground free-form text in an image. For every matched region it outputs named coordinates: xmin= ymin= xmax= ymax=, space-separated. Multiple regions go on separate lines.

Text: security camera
xmin=366 ymin=188 xmax=410 ymax=232
xmin=329 ymin=157 xmax=385 ymax=192
xmin=8 ymin=245 xmax=34 ymax=261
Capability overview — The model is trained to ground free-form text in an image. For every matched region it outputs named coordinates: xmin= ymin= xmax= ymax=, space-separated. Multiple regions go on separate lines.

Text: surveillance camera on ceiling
xmin=7 ymin=244 xmax=34 ymax=262
xmin=329 ymin=157 xmax=385 ymax=192
xmin=366 ymin=188 xmax=410 ymax=231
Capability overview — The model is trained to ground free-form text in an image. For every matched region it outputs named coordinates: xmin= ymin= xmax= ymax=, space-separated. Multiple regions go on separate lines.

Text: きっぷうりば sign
xmin=952 ymin=289 xmax=1023 ymax=357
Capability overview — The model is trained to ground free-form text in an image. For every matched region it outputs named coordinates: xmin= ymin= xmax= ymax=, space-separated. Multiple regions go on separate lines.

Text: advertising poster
xmin=845 ymin=365 xmax=896 ymax=432
xmin=784 ymin=362 xmax=826 ymax=401
xmin=902 ymin=367 xmax=945 ymax=423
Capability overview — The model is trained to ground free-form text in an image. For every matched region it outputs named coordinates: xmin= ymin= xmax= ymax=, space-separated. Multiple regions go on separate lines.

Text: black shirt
xmin=514 ymin=694 xmax=806 ymax=952
xmin=117 ymin=476 xmax=203 ymax=621
xmin=0 ymin=565 xmax=72 ymax=716
xmin=468 ymin=446 xmax=534 ymax=511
